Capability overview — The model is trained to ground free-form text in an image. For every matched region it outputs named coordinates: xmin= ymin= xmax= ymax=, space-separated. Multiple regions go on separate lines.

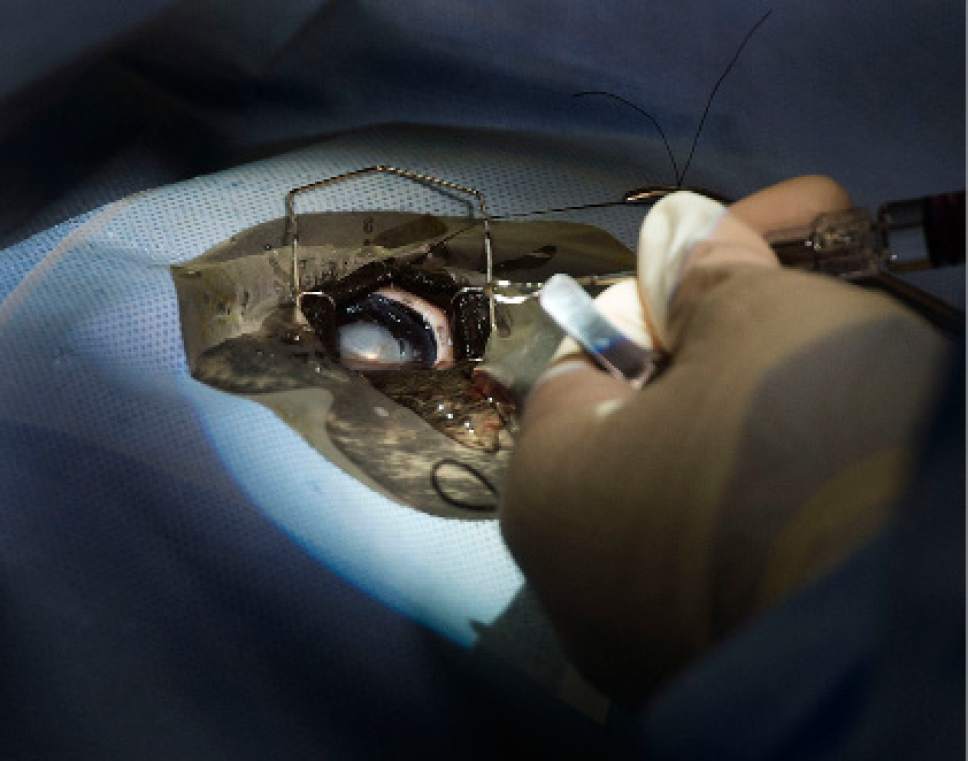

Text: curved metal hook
xmin=283 ymin=166 xmax=495 ymax=317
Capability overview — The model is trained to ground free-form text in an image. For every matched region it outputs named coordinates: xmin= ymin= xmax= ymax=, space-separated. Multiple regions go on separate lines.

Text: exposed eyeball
xmin=375 ymin=287 xmax=454 ymax=368
xmin=337 ymin=287 xmax=454 ymax=370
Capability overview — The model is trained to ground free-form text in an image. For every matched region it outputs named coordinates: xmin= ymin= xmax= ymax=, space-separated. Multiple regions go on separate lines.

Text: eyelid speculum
xmin=172 ymin=210 xmax=634 ymax=516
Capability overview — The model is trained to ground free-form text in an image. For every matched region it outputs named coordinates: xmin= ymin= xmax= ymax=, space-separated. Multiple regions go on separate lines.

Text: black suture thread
xmin=491 ymin=200 xmax=629 ymax=220
xmin=678 ymin=9 xmax=773 ymax=186
xmin=573 ymin=91 xmax=680 ymax=186
xmin=430 ymin=458 xmax=498 ymax=511
xmin=573 ymin=9 xmax=773 ymax=189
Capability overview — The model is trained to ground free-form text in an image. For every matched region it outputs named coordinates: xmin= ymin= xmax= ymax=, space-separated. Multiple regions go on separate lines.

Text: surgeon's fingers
xmin=518 ymin=358 xmax=634 ymax=432
xmin=522 ymin=176 xmax=855 ymax=427
xmin=662 ymin=175 xmax=852 ymax=351
xmin=729 ymin=174 xmax=852 ymax=235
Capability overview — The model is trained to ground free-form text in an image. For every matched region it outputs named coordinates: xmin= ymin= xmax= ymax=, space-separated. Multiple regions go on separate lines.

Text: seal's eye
xmin=337 ymin=286 xmax=455 ymax=370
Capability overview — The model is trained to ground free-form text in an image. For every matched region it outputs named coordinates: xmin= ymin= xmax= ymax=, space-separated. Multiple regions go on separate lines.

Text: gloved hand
xmin=501 ymin=175 xmax=949 ymax=701
xmin=475 ymin=182 xmax=795 ymax=406
xmin=546 ymin=189 xmax=777 ymax=372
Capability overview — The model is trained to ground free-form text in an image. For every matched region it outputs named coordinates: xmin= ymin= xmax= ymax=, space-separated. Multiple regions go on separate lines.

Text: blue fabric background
xmin=3 ymin=0 xmax=964 ymax=234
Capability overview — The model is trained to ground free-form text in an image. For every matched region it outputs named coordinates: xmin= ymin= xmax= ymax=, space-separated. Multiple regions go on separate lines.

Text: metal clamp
xmin=283 ymin=165 xmax=496 ymax=330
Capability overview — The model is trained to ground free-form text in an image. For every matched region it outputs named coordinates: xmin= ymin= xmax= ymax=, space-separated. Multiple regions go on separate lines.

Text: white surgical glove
xmin=549 ymin=190 xmax=775 ymax=364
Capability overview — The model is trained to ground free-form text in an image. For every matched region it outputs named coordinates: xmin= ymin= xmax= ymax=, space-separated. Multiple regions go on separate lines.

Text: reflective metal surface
xmin=172 ymin=210 xmax=633 ymax=517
